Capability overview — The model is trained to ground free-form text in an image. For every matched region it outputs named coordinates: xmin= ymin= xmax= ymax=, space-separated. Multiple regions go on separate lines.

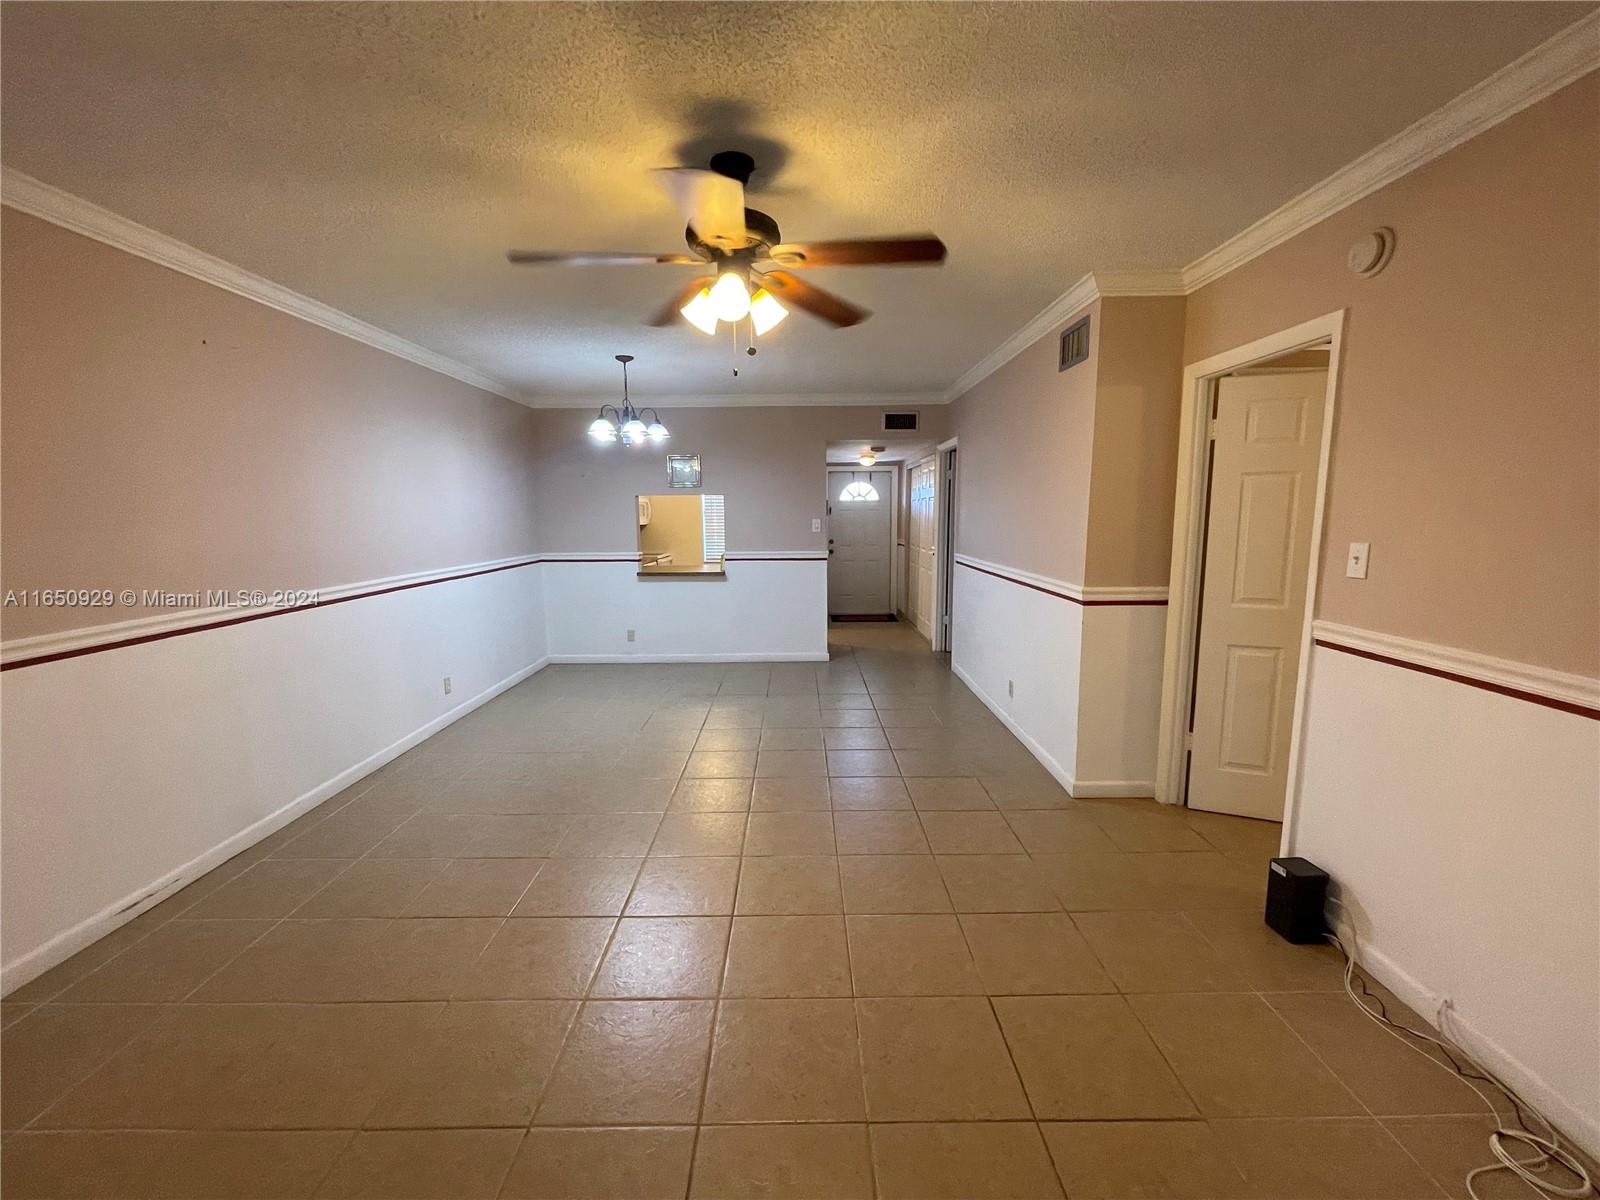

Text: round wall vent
xmin=1347 ymin=227 xmax=1396 ymax=277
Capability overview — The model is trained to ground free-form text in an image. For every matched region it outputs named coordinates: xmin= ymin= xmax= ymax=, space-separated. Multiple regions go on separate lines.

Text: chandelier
xmin=587 ymin=354 xmax=669 ymax=446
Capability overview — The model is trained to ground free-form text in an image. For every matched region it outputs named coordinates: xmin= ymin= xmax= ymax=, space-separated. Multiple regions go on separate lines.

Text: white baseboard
xmin=547 ymin=653 xmax=830 ymax=664
xmin=0 ymin=654 xmax=550 ymax=996
xmin=950 ymin=661 xmax=1079 ymax=796
xmin=1070 ymin=779 xmax=1159 ymax=799
xmin=1348 ymin=934 xmax=1599 ymax=1159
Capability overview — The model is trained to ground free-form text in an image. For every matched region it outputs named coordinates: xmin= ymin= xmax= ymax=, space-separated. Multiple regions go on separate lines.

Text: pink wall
xmin=1185 ymin=75 xmax=1599 ymax=675
xmin=1 ymin=210 xmax=542 ymax=639
xmin=950 ymin=300 xmax=1101 ymax=584
xmin=528 ymin=405 xmax=948 ymax=554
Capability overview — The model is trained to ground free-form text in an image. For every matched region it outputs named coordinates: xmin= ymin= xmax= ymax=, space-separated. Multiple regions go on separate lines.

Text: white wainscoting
xmin=1075 ymin=604 xmax=1169 ymax=796
xmin=541 ymin=556 xmax=829 ymax=663
xmin=1293 ymin=640 xmax=1600 ymax=1157
xmin=1 ymin=562 xmax=548 ymax=993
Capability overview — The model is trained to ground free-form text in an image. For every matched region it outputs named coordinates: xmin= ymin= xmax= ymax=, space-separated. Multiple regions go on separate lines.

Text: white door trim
xmin=932 ymin=437 xmax=959 ymax=653
xmin=908 ymin=452 xmax=939 ymax=639
xmin=1155 ymin=311 xmax=1346 ymax=844
xmin=826 ymin=464 xmax=899 ymax=617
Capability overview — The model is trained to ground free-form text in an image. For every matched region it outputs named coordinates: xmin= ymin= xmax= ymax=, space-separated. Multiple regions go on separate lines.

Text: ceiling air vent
xmin=1059 ymin=315 xmax=1091 ymax=372
xmin=882 ymin=411 xmax=920 ymax=432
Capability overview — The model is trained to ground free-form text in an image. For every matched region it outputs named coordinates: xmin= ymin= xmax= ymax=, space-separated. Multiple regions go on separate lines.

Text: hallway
xmin=3 ymin=631 xmax=1499 ymax=1198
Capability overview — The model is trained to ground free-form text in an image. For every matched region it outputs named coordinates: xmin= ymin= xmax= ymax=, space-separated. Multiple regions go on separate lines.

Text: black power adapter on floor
xmin=1264 ymin=856 xmax=1329 ymax=944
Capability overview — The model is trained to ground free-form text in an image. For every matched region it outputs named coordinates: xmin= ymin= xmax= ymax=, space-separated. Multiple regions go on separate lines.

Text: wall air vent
xmin=1059 ymin=315 xmax=1091 ymax=372
xmin=882 ymin=411 xmax=920 ymax=432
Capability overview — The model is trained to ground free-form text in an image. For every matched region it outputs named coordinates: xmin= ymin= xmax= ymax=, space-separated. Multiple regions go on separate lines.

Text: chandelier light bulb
xmin=619 ymin=417 xmax=648 ymax=444
xmin=588 ymin=416 xmax=617 ymax=443
xmin=646 ymin=421 xmax=670 ymax=442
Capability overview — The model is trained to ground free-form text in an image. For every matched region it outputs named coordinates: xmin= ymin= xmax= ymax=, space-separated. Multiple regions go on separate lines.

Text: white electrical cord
xmin=1323 ymin=904 xmax=1593 ymax=1200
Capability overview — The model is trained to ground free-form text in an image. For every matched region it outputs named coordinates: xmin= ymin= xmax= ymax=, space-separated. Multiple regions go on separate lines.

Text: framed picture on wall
xmin=666 ymin=454 xmax=701 ymax=488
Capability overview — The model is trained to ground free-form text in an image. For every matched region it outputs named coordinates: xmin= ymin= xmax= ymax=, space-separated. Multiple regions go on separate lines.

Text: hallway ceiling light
xmin=588 ymin=354 xmax=668 ymax=446
xmin=858 ymin=451 xmax=877 ymax=466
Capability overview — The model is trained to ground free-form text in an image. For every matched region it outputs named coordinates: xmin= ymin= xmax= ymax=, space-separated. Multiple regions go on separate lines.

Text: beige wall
xmin=950 ymin=300 xmax=1102 ymax=583
xmin=638 ymin=494 xmax=705 ymax=566
xmin=1185 ymin=74 xmax=1599 ymax=675
xmin=1085 ymin=296 xmax=1188 ymax=588
xmin=1 ymin=210 xmax=542 ymax=640
xmin=529 ymin=405 xmax=948 ymax=554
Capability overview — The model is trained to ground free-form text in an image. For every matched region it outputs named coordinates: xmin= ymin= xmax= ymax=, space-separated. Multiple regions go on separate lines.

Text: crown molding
xmin=1 ymin=168 xmax=522 ymax=403
xmin=523 ymin=391 xmax=947 ymax=410
xmin=1179 ymin=10 xmax=1600 ymax=292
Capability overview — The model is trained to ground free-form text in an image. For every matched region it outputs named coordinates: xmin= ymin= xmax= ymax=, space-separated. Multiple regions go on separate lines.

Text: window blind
xmin=701 ymin=494 xmax=726 ymax=563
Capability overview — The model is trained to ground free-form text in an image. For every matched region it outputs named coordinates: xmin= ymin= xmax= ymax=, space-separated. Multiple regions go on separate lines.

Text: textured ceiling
xmin=1 ymin=2 xmax=1588 ymax=401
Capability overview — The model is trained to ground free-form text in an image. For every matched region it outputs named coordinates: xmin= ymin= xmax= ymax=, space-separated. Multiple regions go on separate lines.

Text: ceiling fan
xmin=505 ymin=150 xmax=946 ymax=335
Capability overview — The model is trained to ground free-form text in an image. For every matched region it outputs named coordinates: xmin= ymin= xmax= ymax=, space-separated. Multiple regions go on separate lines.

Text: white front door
xmin=828 ymin=469 xmax=893 ymax=615
xmin=1188 ymin=370 xmax=1327 ymax=819
xmin=908 ymin=458 xmax=938 ymax=637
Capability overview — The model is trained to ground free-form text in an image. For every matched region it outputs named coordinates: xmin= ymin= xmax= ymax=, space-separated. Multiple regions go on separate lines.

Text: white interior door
xmin=828 ymin=469 xmax=893 ymax=615
xmin=908 ymin=459 xmax=937 ymax=637
xmin=1188 ymin=370 xmax=1327 ymax=819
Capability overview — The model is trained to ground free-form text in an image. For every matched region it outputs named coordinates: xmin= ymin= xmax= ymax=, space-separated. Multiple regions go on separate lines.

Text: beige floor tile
xmin=920 ymin=810 xmax=1026 ymax=854
xmin=1041 ymin=1120 xmax=1251 ymax=1199
xmin=669 ymin=778 xmax=753 ymax=812
xmin=1071 ymin=911 xmax=1250 ymax=992
xmin=960 ymin=913 xmax=1115 ymax=994
xmin=1 ymin=1003 xmax=166 ymax=1129
xmin=513 ymin=858 xmax=641 ymax=916
xmin=827 ymin=749 xmax=901 ymax=776
xmin=760 ymin=727 xmax=825 ymax=750
xmin=609 ymin=750 xmax=690 ymax=779
xmin=316 ymin=1129 xmax=523 ymax=1198
xmin=1081 ymin=802 xmax=1216 ymax=852
xmin=819 ymin=707 xmax=884 ymax=727
xmin=755 ymin=749 xmax=828 ymax=777
xmin=761 ymin=702 xmax=824 ymax=729
xmin=870 ymin=1122 xmax=1064 ymax=1199
xmin=735 ymin=856 xmax=843 ymax=914
xmin=994 ymin=995 xmax=1196 ymax=1119
xmin=1382 ymin=1115 xmax=1564 ymax=1200
xmin=694 ymin=728 xmax=762 ymax=752
xmin=1002 ymin=809 xmax=1118 ymax=853
xmin=590 ymin=917 xmax=730 ymax=998
xmin=1209 ymin=1118 xmax=1447 ymax=1199
xmin=401 ymin=858 xmax=542 ymax=916
xmin=691 ymin=1123 xmax=873 ymax=1199
xmin=37 ymin=1002 xmax=441 ymax=1129
xmin=1 ymin=1130 xmax=349 ymax=1200
xmin=452 ymin=918 xmax=614 ymax=999
xmin=823 ymin=727 xmax=890 ymax=751
xmin=751 ymin=777 xmax=832 ymax=811
xmin=195 ymin=918 xmax=499 ymax=1002
xmin=502 ymin=1127 xmax=696 ymax=1199
xmin=1264 ymin=992 xmax=1489 ymax=1115
xmin=1035 ymin=851 xmax=1263 ymax=911
xmin=829 ymin=777 xmax=913 ymax=810
xmin=461 ymin=814 xmax=574 ymax=856
xmin=906 ymin=777 xmax=995 ymax=810
xmin=56 ymin=920 xmax=272 ymax=1002
xmin=626 ymin=857 xmax=740 ymax=915
xmin=554 ymin=814 xmax=662 ymax=857
xmin=745 ymin=810 xmax=836 ymax=855
xmin=272 ymin=810 xmax=414 ymax=859
xmin=873 ymin=706 xmax=944 ymax=728
xmin=847 ymin=914 xmax=982 ymax=995
xmin=703 ymin=998 xmax=866 ymax=1122
xmin=685 ymin=751 xmax=758 ymax=778
xmin=179 ymin=859 xmax=349 ymax=919
xmin=856 ymin=997 xmax=1030 ymax=1120
xmin=839 ymin=855 xmax=953 ymax=913
xmin=936 ymin=855 xmax=1060 ymax=912
xmin=534 ymin=1000 xmax=713 ymax=1125
xmin=1128 ymin=993 xmax=1365 ymax=1117
xmin=366 ymin=1001 xmax=576 ymax=1127
xmin=1183 ymin=810 xmax=1284 ymax=855
xmin=723 ymin=915 xmax=852 ymax=997
xmin=369 ymin=814 xmax=487 ymax=858
xmin=649 ymin=812 xmax=748 ymax=856
xmin=3 ymin=909 xmax=176 ymax=1004
xmin=295 ymin=859 xmax=452 ymax=917
xmin=1182 ymin=909 xmax=1346 ymax=989
xmin=979 ymin=778 xmax=1077 ymax=810
xmin=835 ymin=811 xmax=929 ymax=854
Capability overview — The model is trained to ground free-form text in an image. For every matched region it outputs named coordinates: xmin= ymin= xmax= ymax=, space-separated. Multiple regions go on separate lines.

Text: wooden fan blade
xmin=767 ymin=236 xmax=946 ymax=268
xmin=648 ymin=277 xmax=715 ymax=327
xmin=757 ymin=270 xmax=869 ymax=328
xmin=507 ymin=250 xmax=702 ymax=266
xmin=653 ymin=168 xmax=748 ymax=249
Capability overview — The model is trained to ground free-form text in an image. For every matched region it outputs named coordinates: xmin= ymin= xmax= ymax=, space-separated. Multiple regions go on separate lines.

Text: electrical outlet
xmin=626 ymin=629 xmax=636 ymax=643
xmin=1007 ymin=679 xmax=1014 ymax=698
xmin=1346 ymin=542 xmax=1371 ymax=579
xmin=442 ymin=676 xmax=452 ymax=695
xmin=811 ymin=517 xmax=822 ymax=533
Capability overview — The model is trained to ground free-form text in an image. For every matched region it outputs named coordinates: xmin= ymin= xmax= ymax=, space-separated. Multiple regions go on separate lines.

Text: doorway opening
xmin=1156 ymin=312 xmax=1345 ymax=834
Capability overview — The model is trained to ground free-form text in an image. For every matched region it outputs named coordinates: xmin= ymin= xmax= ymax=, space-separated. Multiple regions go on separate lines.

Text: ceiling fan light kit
xmin=588 ymin=354 xmax=669 ymax=447
xmin=506 ymin=150 xmax=948 ymax=358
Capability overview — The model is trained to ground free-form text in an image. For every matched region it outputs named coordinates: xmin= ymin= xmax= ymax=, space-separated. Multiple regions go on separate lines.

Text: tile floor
xmin=0 ymin=623 xmax=1532 ymax=1198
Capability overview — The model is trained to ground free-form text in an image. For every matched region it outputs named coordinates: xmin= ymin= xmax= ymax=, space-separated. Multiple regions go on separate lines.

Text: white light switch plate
xmin=1346 ymin=542 xmax=1370 ymax=579
xmin=811 ymin=518 xmax=822 ymax=533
